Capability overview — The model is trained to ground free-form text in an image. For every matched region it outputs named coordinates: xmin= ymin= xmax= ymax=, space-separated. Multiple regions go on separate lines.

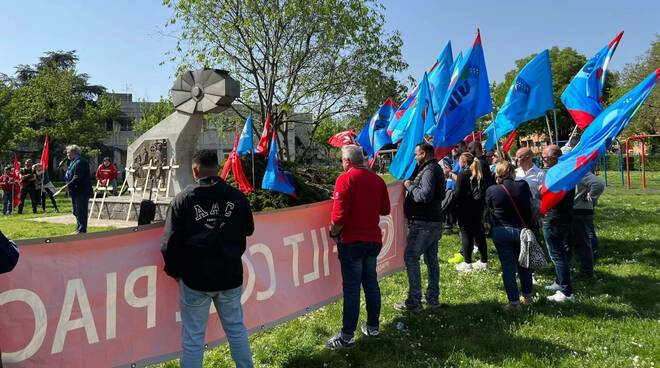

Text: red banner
xmin=0 ymin=185 xmax=406 ymax=367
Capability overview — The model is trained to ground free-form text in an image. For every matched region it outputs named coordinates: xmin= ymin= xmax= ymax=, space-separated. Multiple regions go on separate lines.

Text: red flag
xmin=463 ymin=130 xmax=487 ymax=144
xmin=13 ymin=156 xmax=21 ymax=208
xmin=502 ymin=129 xmax=517 ymax=153
xmin=40 ymin=135 xmax=50 ymax=170
xmin=327 ymin=129 xmax=357 ymax=148
xmin=220 ymin=133 xmax=254 ymax=193
xmin=255 ymin=114 xmax=272 ymax=156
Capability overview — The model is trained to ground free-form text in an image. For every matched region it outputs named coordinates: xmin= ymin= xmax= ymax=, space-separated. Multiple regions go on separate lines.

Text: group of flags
xmin=223 ymin=113 xmax=296 ymax=197
xmin=334 ymin=29 xmax=658 ymax=214
xmin=217 ymin=29 xmax=657 ymax=215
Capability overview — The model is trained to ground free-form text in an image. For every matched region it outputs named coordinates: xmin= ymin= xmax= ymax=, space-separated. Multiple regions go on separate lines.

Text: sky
xmin=1 ymin=0 xmax=658 ymax=101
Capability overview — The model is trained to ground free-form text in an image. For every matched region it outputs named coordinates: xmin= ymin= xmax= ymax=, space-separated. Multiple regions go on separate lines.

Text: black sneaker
xmin=360 ymin=324 xmax=380 ymax=337
xmin=326 ymin=333 xmax=355 ymax=350
xmin=422 ymin=298 xmax=444 ymax=309
xmin=393 ymin=302 xmax=422 ymax=313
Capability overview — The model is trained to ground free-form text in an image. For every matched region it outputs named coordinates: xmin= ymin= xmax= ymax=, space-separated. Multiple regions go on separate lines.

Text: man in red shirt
xmin=95 ymin=157 xmax=118 ymax=194
xmin=327 ymin=145 xmax=390 ymax=350
xmin=0 ymin=167 xmax=16 ymax=215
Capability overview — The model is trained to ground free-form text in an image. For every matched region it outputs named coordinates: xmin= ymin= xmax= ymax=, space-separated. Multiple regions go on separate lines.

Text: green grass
xmin=4 ymin=174 xmax=659 ymax=367
xmin=156 ymin=171 xmax=660 ymax=368
xmin=0 ymin=195 xmax=113 ymax=239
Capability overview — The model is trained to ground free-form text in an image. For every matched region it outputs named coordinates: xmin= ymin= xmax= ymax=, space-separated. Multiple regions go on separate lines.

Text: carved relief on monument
xmin=131 ymin=139 xmax=168 ymax=188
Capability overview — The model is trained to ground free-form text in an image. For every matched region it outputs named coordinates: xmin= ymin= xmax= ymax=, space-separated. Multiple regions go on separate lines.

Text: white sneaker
xmin=546 ymin=290 xmax=575 ymax=303
xmin=455 ymin=262 xmax=473 ymax=272
xmin=544 ymin=282 xmax=561 ymax=291
xmin=472 ymin=260 xmax=488 ymax=271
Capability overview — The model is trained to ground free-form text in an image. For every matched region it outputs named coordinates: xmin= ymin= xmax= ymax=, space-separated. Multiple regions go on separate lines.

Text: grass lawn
xmin=155 ymin=171 xmax=660 ymax=368
xmin=0 ymin=193 xmax=113 ymax=239
xmin=3 ymin=173 xmax=658 ymax=366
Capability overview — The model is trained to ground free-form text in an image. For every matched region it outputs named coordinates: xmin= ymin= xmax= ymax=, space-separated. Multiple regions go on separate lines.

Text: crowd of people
xmin=0 ymin=147 xmax=121 ymax=234
xmin=158 ymin=140 xmax=605 ymax=367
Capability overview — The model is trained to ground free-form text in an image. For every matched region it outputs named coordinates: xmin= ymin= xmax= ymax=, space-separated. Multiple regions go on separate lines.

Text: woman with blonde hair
xmin=486 ymin=161 xmax=534 ymax=310
xmin=453 ymin=152 xmax=488 ymax=272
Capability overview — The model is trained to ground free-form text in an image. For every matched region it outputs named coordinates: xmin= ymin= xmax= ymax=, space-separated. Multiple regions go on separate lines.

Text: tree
xmin=162 ymin=0 xmax=406 ymax=159
xmin=490 ymin=47 xmax=602 ymax=143
xmin=4 ymin=50 xmax=121 ymax=154
xmin=133 ymin=96 xmax=175 ymax=134
xmin=610 ymin=35 xmax=660 ymax=135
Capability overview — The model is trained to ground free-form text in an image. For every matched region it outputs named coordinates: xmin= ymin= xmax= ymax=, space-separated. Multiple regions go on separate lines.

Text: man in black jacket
xmin=395 ymin=143 xmax=446 ymax=312
xmin=161 ymin=150 xmax=254 ymax=368
xmin=64 ymin=145 xmax=92 ymax=233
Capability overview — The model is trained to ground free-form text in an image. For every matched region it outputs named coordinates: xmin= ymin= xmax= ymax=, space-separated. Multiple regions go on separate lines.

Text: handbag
xmin=0 ymin=230 xmax=19 ymax=274
xmin=499 ymin=184 xmax=547 ymax=270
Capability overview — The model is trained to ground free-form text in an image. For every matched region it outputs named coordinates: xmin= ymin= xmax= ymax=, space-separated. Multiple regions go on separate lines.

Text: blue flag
xmin=542 ymin=68 xmax=659 ymax=214
xmin=389 ymin=73 xmax=435 ymax=180
xmin=425 ymin=42 xmax=454 ymax=133
xmin=431 ymin=30 xmax=492 ymax=149
xmin=484 ymin=49 xmax=555 ymax=151
xmin=237 ymin=114 xmax=254 ymax=156
xmin=389 ymin=42 xmax=453 ymax=143
xmin=261 ymin=133 xmax=296 ymax=197
xmin=561 ymin=31 xmax=623 ymax=129
xmin=356 ymin=98 xmax=397 ymax=158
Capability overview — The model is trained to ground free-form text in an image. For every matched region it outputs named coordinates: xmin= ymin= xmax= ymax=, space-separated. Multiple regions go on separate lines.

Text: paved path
xmin=29 ymin=214 xmax=138 ymax=228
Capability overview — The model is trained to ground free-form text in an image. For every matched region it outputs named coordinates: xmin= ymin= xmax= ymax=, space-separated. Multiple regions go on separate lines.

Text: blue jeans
xmin=337 ymin=242 xmax=382 ymax=339
xmin=2 ymin=192 xmax=12 ymax=215
xmin=543 ymin=221 xmax=573 ymax=296
xmin=178 ymin=281 xmax=253 ymax=368
xmin=404 ymin=220 xmax=443 ymax=307
xmin=70 ymin=192 xmax=89 ymax=233
xmin=492 ymin=226 xmax=533 ymax=303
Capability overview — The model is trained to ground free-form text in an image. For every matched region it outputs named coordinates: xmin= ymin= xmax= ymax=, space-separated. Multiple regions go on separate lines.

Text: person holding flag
xmin=17 ymin=159 xmax=39 ymax=215
xmin=0 ymin=167 xmax=15 ymax=215
xmin=34 ymin=163 xmax=59 ymax=213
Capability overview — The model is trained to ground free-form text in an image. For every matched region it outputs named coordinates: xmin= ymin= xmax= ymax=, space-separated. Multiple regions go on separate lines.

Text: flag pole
xmin=553 ymin=109 xmax=559 ymax=144
xmin=545 ymin=113 xmax=554 ymax=145
xmin=251 ymin=149 xmax=255 ymax=188
xmin=11 ymin=153 xmax=16 ymax=212
xmin=490 ymin=112 xmax=500 ymax=152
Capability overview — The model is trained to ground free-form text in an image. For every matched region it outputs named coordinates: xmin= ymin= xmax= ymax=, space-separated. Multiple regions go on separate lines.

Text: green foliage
xmin=491 ymin=47 xmax=595 ymax=141
xmin=609 ymin=35 xmax=660 ymax=135
xmin=133 ymin=96 xmax=175 ymax=134
xmin=1 ymin=50 xmax=121 ymax=155
xmin=162 ymin=0 xmax=407 ymax=157
xmin=311 ymin=118 xmax=350 ymax=161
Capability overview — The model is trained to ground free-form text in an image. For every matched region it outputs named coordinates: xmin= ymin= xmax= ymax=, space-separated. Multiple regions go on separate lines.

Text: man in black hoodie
xmin=395 ymin=143 xmax=446 ymax=312
xmin=161 ymin=150 xmax=254 ymax=368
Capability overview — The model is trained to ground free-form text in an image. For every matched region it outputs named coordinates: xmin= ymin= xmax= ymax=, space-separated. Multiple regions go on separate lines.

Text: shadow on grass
xmin=596 ymin=239 xmax=660 ymax=268
xmin=279 ymin=301 xmax=587 ymax=368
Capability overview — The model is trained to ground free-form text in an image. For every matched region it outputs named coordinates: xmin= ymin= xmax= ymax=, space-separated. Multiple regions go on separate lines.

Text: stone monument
xmin=126 ymin=69 xmax=240 ymax=195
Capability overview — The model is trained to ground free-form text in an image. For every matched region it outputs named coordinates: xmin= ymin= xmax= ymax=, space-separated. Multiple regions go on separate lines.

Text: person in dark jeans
xmin=34 ymin=163 xmax=60 ymax=213
xmin=17 ymin=159 xmax=39 ymax=214
xmin=328 ymin=145 xmax=390 ymax=350
xmin=486 ymin=161 xmax=534 ymax=310
xmin=63 ymin=145 xmax=92 ymax=234
xmin=541 ymin=145 xmax=576 ymax=302
xmin=395 ymin=143 xmax=445 ymax=312
xmin=567 ymin=171 xmax=604 ymax=277
xmin=454 ymin=152 xmax=488 ymax=272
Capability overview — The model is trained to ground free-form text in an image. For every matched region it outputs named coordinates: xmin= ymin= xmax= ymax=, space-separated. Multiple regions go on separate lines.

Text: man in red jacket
xmin=95 ymin=157 xmax=118 ymax=194
xmin=327 ymin=145 xmax=390 ymax=350
xmin=0 ymin=167 xmax=16 ymax=215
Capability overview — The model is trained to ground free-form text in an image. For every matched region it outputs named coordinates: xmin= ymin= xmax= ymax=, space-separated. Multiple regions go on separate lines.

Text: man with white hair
xmin=64 ymin=145 xmax=92 ymax=233
xmin=515 ymin=147 xmax=545 ymax=205
xmin=327 ymin=145 xmax=390 ymax=349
